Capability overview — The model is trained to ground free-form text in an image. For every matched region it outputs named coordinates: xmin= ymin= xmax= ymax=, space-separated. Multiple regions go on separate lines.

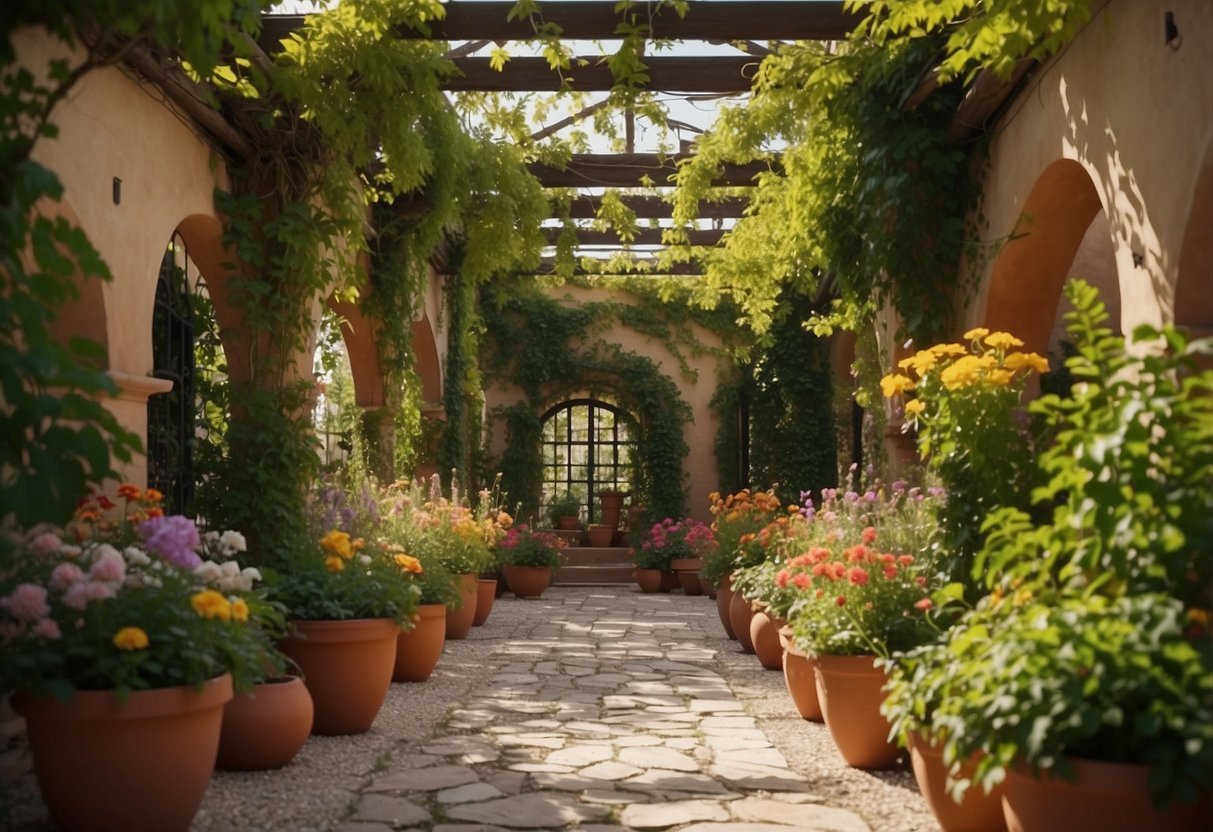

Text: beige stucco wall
xmin=483 ymin=285 xmax=727 ymax=523
xmin=971 ymin=0 xmax=1213 ymax=339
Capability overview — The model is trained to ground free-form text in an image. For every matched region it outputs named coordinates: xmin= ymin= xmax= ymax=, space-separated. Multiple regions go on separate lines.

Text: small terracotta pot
xmin=677 ymin=570 xmax=704 ymax=595
xmin=1003 ymin=757 xmax=1209 ymax=832
xmin=502 ymin=564 xmax=552 ymax=598
xmin=445 ymin=573 xmax=479 ymax=640
xmin=728 ymin=590 xmax=757 ymax=654
xmin=634 ymin=568 xmax=664 ymax=593
xmin=813 ymin=653 xmax=900 ymax=769
xmin=781 ymin=639 xmax=823 ymax=721
xmin=716 ymin=572 xmax=737 ymax=639
xmin=557 ymin=516 xmax=581 ymax=530
xmin=586 ymin=523 xmax=614 ymax=547
xmin=749 ymin=609 xmax=783 ymax=670
xmin=473 ymin=578 xmax=497 ymax=626
xmin=280 ymin=618 xmax=399 ymax=736
xmin=217 ymin=675 xmax=313 ymax=770
xmin=15 ymin=674 xmax=233 ymax=832
xmin=909 ymin=732 xmax=1006 ymax=832
xmin=394 ymin=603 xmax=447 ymax=683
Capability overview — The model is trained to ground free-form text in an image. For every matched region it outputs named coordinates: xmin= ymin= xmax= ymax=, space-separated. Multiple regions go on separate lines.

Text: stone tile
xmin=613 ymin=736 xmax=664 ymax=747
xmin=351 ymin=794 xmax=431 ymax=826
xmin=446 ymin=793 xmax=610 ymax=828
xmin=484 ymin=771 xmax=527 ymax=795
xmin=368 ymin=765 xmax=479 ymax=793
xmin=620 ymin=799 xmax=731 ymax=828
xmin=689 ymin=698 xmax=744 ymax=713
xmin=581 ymin=789 xmax=653 ymax=805
xmin=437 ymin=782 xmax=506 ymax=805
xmin=544 ymin=744 xmax=614 ymax=767
xmin=333 ymin=824 xmax=394 ymax=832
xmin=709 ymin=761 xmax=811 ymax=792
xmin=496 ymin=735 xmax=566 ymax=749
xmin=729 ymin=797 xmax=871 ymax=831
xmin=619 ymin=746 xmax=700 ymax=772
xmin=621 ymin=769 xmax=734 ymax=794
xmin=714 ymin=747 xmax=788 ymax=768
xmin=699 ymin=716 xmax=756 ymax=729
xmin=507 ymin=763 xmax=575 ymax=773
xmin=432 ymin=825 xmax=511 ymax=832
xmin=703 ymin=735 xmax=772 ymax=752
xmin=528 ymin=771 xmax=604 ymax=791
xmin=579 ymin=761 xmax=644 ymax=781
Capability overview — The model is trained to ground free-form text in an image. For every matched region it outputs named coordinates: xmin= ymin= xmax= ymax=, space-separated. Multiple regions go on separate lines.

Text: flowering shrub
xmin=631 ymin=517 xmax=715 ymax=571
xmin=882 ymin=326 xmax=1048 ymax=587
xmin=496 ymin=524 xmax=564 ymax=569
xmin=0 ymin=487 xmax=282 ymax=699
xmin=380 ymin=475 xmax=510 ymax=576
xmin=702 ymin=488 xmax=786 ymax=586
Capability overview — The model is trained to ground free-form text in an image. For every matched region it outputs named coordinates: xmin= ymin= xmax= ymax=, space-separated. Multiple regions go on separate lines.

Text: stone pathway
xmin=337 ymin=591 xmax=875 ymax=832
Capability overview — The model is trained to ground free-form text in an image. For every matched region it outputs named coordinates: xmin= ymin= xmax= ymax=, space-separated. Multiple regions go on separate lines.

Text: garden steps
xmin=554 ymin=546 xmax=634 ymax=585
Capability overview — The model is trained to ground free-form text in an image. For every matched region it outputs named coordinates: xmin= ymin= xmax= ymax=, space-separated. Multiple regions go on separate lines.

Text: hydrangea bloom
xmin=138 ymin=515 xmax=202 ymax=569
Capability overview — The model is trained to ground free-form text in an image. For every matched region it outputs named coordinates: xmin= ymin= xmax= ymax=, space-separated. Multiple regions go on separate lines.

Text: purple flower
xmin=138 ymin=515 xmax=201 ymax=569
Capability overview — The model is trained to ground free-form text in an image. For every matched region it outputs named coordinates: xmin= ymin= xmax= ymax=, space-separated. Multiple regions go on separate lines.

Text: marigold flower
xmin=929 ymin=343 xmax=969 ymax=357
xmin=985 ymin=331 xmax=1024 ymax=349
xmin=117 ymin=484 xmax=142 ymax=500
xmin=324 ymin=555 xmax=345 ymax=572
xmin=898 ymin=350 xmax=938 ymax=376
xmin=775 ymin=569 xmax=790 ymax=589
xmin=191 ymin=589 xmax=232 ymax=622
xmin=879 ymin=373 xmax=915 ymax=398
xmin=320 ymin=530 xmax=353 ymax=560
xmin=230 ymin=597 xmax=250 ymax=623
xmin=395 ymin=554 xmax=423 ymax=574
xmin=903 ymin=399 xmax=926 ymax=418
xmin=985 ymin=368 xmax=1014 ymax=387
xmin=143 ymin=488 xmax=164 ymax=503
xmin=113 ymin=626 xmax=149 ymax=650
xmin=1004 ymin=351 xmax=1050 ymax=374
xmin=963 ymin=327 xmax=990 ymax=340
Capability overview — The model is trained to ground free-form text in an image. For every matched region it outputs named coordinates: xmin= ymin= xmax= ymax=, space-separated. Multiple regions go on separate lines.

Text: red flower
xmin=883 ymin=566 xmax=898 ymax=580
xmin=898 ymin=554 xmax=915 ymax=566
xmin=915 ymin=598 xmax=933 ymax=611
xmin=775 ymin=569 xmax=790 ymax=589
xmin=861 ymin=526 xmax=877 ymax=544
xmin=835 ymin=595 xmax=846 ymax=607
xmin=847 ymin=567 xmax=869 ymax=586
xmin=792 ymin=573 xmax=811 ymax=590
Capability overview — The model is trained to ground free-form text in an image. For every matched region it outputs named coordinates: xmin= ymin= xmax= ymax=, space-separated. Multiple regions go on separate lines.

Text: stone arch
xmin=411 ymin=312 xmax=444 ymax=406
xmin=45 ymin=197 xmax=110 ymax=368
xmin=327 ymin=297 xmax=386 ymax=409
xmin=1175 ymin=140 xmax=1213 ymax=335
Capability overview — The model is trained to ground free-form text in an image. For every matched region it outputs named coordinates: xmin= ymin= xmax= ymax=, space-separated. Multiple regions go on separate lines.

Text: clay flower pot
xmin=908 ymin=732 xmax=1007 ymax=832
xmin=634 ymin=567 xmax=664 ymax=593
xmin=586 ymin=523 xmax=614 ymax=547
xmin=677 ymin=570 xmax=704 ymax=595
xmin=813 ymin=653 xmax=901 ymax=769
xmin=393 ymin=603 xmax=448 ymax=683
xmin=445 ymin=573 xmax=479 ymax=640
xmin=749 ymin=608 xmax=783 ymax=671
xmin=217 ymin=675 xmax=313 ymax=771
xmin=728 ymin=590 xmax=757 ymax=654
xmin=502 ymin=564 xmax=552 ymax=598
xmin=699 ymin=573 xmax=717 ymax=599
xmin=15 ymin=673 xmax=233 ymax=832
xmin=557 ymin=516 xmax=581 ymax=531
xmin=473 ymin=578 xmax=497 ymax=626
xmin=715 ymin=572 xmax=737 ymax=639
xmin=779 ymin=629 xmax=822 ymax=722
xmin=280 ymin=618 xmax=399 ymax=736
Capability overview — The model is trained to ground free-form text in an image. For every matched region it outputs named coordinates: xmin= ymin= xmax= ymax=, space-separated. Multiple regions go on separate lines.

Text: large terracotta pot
xmin=781 ymin=636 xmax=823 ymax=722
xmin=749 ymin=608 xmax=783 ymax=670
xmin=909 ymin=733 xmax=1007 ymax=832
xmin=716 ymin=572 xmax=737 ymax=639
xmin=280 ymin=618 xmax=399 ymax=735
xmin=502 ymin=564 xmax=552 ymax=598
xmin=598 ymin=490 xmax=626 ymax=530
xmin=1003 ymin=757 xmax=1209 ymax=832
xmin=217 ymin=675 xmax=313 ymax=771
xmin=670 ymin=557 xmax=704 ymax=596
xmin=473 ymin=578 xmax=497 ymax=626
xmin=393 ymin=603 xmax=447 ymax=683
xmin=586 ymin=523 xmax=614 ymax=547
xmin=14 ymin=673 xmax=232 ymax=832
xmin=445 ymin=573 xmax=479 ymax=639
xmin=728 ymin=590 xmax=757 ymax=654
xmin=813 ymin=653 xmax=901 ymax=769
xmin=635 ymin=568 xmax=664 ymax=593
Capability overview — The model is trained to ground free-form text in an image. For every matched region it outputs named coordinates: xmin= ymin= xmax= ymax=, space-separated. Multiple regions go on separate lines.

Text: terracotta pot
xmin=749 ymin=609 xmax=783 ymax=670
xmin=659 ymin=569 xmax=680 ymax=592
xmin=677 ymin=569 xmax=704 ymax=595
xmin=1003 ymin=757 xmax=1209 ymax=832
xmin=393 ymin=603 xmax=447 ymax=683
xmin=586 ymin=523 xmax=614 ymax=547
xmin=557 ymin=515 xmax=581 ymax=531
xmin=502 ymin=564 xmax=552 ymax=598
xmin=813 ymin=653 xmax=900 ymax=769
xmin=14 ymin=673 xmax=232 ymax=832
xmin=445 ymin=573 xmax=479 ymax=640
xmin=634 ymin=568 xmax=664 ymax=593
xmin=670 ymin=557 xmax=703 ymax=573
xmin=217 ymin=675 xmax=313 ymax=771
xmin=781 ymin=638 xmax=823 ymax=721
xmin=473 ymin=578 xmax=497 ymax=626
xmin=728 ymin=590 xmax=757 ymax=654
xmin=280 ymin=618 xmax=399 ymax=735
xmin=716 ymin=572 xmax=737 ymax=639
xmin=699 ymin=573 xmax=717 ymax=599
xmin=598 ymin=490 xmax=626 ymax=530
xmin=909 ymin=732 xmax=1006 ymax=832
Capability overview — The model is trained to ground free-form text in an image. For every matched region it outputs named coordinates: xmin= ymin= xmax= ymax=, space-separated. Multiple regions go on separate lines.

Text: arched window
xmin=541 ymin=399 xmax=636 ymax=523
xmin=147 ymin=233 xmax=195 ymax=513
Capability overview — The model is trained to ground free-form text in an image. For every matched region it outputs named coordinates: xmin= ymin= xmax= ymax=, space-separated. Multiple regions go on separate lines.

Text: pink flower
xmin=1 ymin=584 xmax=50 ymax=621
xmin=63 ymin=581 xmax=116 ymax=610
xmin=32 ymin=619 xmax=61 ymax=640
xmin=792 ymin=573 xmax=811 ymax=590
xmin=50 ymin=562 xmax=86 ymax=590
xmin=88 ymin=546 xmax=127 ymax=583
xmin=915 ymin=598 xmax=933 ymax=611
xmin=28 ymin=532 xmax=63 ymax=554
xmin=861 ymin=526 xmax=877 ymax=545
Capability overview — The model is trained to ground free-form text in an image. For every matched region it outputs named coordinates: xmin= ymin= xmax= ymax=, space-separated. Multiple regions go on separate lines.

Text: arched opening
xmin=540 ymin=399 xmax=637 ymax=524
xmin=1175 ymin=142 xmax=1213 ymax=336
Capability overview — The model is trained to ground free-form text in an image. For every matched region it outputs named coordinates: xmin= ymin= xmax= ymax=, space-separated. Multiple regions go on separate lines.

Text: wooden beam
xmin=946 ymin=59 xmax=1036 ymax=144
xmin=564 ymin=194 xmax=748 ymax=219
xmin=534 ymin=257 xmax=704 ymax=276
xmin=529 ymin=153 xmax=777 ymax=188
xmin=445 ymin=55 xmax=756 ymax=92
xmin=544 ymin=227 xmax=725 ymax=246
xmin=259 ymin=3 xmax=858 ymax=50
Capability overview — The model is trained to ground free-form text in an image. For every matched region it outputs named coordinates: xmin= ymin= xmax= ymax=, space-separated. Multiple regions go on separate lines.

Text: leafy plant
xmin=702 ymin=487 xmax=784 ymax=587
xmin=546 ymin=492 xmax=582 ymax=527
xmin=497 ymin=525 xmax=565 ymax=569
xmin=631 ymin=517 xmax=715 ymax=572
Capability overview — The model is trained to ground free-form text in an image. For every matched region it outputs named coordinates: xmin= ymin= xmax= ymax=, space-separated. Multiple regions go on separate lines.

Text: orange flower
xmin=117 ymin=484 xmax=142 ymax=500
xmin=144 ymin=488 xmax=164 ymax=503
xmin=394 ymin=554 xmax=423 ymax=574
xmin=113 ymin=626 xmax=149 ymax=650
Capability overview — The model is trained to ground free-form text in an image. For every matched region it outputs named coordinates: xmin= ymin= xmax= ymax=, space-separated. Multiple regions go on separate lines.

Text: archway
xmin=540 ymin=399 xmax=637 ymax=524
xmin=1175 ymin=141 xmax=1213 ymax=336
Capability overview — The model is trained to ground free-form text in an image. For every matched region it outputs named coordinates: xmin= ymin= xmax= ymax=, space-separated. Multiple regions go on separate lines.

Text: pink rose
xmin=28 ymin=532 xmax=63 ymax=555
xmin=50 ymin=562 xmax=86 ymax=590
xmin=1 ymin=584 xmax=50 ymax=621
xmin=88 ymin=546 xmax=127 ymax=584
xmin=62 ymin=581 xmax=115 ymax=610
xmin=32 ymin=618 xmax=61 ymax=640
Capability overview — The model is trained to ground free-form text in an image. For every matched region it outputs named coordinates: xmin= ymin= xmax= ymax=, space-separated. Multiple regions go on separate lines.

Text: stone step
xmin=560 ymin=547 xmax=633 ymax=566
xmin=553 ymin=564 xmax=635 ymax=585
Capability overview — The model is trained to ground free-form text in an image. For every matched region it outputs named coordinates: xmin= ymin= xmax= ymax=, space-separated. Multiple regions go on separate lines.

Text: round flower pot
xmin=15 ymin=673 xmax=233 ymax=832
xmin=728 ymin=590 xmax=757 ymax=654
xmin=634 ymin=567 xmax=664 ymax=593
xmin=677 ymin=569 xmax=704 ymax=595
xmin=749 ymin=609 xmax=783 ymax=671
xmin=1003 ymin=757 xmax=1209 ymax=832
xmin=502 ymin=564 xmax=552 ymax=598
xmin=716 ymin=572 xmax=737 ymax=639
xmin=473 ymin=578 xmax=497 ymax=626
xmin=598 ymin=490 xmax=626 ymax=530
xmin=280 ymin=618 xmax=399 ymax=736
xmin=909 ymin=732 xmax=1006 ymax=832
xmin=781 ymin=637 xmax=823 ymax=722
xmin=699 ymin=573 xmax=717 ymax=599
xmin=813 ymin=653 xmax=901 ymax=769
xmin=557 ymin=516 xmax=581 ymax=531
xmin=586 ymin=523 xmax=614 ymax=547
xmin=393 ymin=603 xmax=447 ymax=683
xmin=217 ymin=675 xmax=313 ymax=771
xmin=445 ymin=573 xmax=479 ymax=640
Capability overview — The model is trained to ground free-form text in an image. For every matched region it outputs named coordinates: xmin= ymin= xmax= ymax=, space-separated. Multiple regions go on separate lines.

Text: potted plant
xmin=704 ymin=488 xmax=785 ymax=639
xmin=546 ymin=491 xmax=582 ymax=531
xmin=1 ymin=486 xmax=282 ymax=831
xmin=497 ymin=524 xmax=564 ymax=598
xmin=388 ymin=551 xmax=455 ymax=683
xmin=884 ymin=282 xmax=1213 ymax=830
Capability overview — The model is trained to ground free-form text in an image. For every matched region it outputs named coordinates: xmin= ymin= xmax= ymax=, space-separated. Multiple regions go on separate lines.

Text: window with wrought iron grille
xmin=540 ymin=399 xmax=636 ymax=524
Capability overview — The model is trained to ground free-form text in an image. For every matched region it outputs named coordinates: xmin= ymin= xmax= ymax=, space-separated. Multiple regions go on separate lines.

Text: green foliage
xmin=546 ymin=492 xmax=581 ymax=527
xmin=438 ymin=265 xmax=485 ymax=489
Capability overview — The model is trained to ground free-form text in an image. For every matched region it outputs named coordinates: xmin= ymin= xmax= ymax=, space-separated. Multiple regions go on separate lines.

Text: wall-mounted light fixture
xmin=112 ymin=177 xmax=122 ymax=205
xmin=1132 ymin=250 xmax=1145 ymax=268
xmin=1165 ymin=11 xmax=1182 ymax=49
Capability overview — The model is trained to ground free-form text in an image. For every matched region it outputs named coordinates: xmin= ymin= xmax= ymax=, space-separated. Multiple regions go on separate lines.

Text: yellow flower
xmin=1004 ymin=351 xmax=1050 ymax=374
xmin=898 ymin=350 xmax=937 ymax=376
xmin=320 ymin=530 xmax=353 ymax=560
xmin=324 ymin=555 xmax=345 ymax=573
xmin=879 ymin=373 xmax=915 ymax=398
xmin=904 ymin=399 xmax=925 ymax=417
xmin=963 ymin=327 xmax=990 ymax=341
xmin=192 ymin=589 xmax=232 ymax=622
xmin=230 ymin=597 xmax=250 ymax=623
xmin=394 ymin=554 xmax=424 ymax=574
xmin=113 ymin=626 xmax=149 ymax=650
xmin=351 ymin=537 xmax=366 ymax=552
xmin=940 ymin=355 xmax=983 ymax=390
xmin=985 ymin=331 xmax=1025 ymax=349
xmin=929 ymin=343 xmax=969 ymax=357
xmin=985 ymin=368 xmax=1014 ymax=387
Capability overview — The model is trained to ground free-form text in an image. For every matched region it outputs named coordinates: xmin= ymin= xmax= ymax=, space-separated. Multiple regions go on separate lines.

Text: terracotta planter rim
xmin=288 ymin=617 xmax=400 ymax=643
xmin=14 ymin=673 xmax=233 ymax=721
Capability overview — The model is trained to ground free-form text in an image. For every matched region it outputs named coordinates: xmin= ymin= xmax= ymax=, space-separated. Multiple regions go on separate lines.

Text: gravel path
xmin=6 ymin=586 xmax=938 ymax=831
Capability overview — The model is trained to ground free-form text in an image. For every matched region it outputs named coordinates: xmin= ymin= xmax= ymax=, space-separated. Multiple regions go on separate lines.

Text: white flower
xmin=123 ymin=545 xmax=151 ymax=566
xmin=194 ymin=561 xmax=223 ymax=583
xmin=240 ymin=567 xmax=262 ymax=585
xmin=358 ymin=554 xmax=372 ymax=567
xmin=219 ymin=560 xmax=241 ymax=578
xmin=218 ymin=530 xmax=247 ymax=554
xmin=203 ymin=530 xmax=220 ymax=542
